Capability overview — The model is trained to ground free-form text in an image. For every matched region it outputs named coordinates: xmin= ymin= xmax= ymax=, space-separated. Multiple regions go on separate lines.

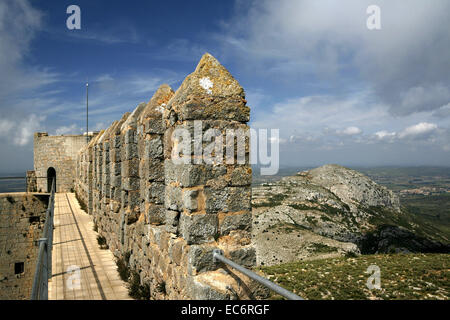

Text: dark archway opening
xmin=47 ymin=167 xmax=56 ymax=193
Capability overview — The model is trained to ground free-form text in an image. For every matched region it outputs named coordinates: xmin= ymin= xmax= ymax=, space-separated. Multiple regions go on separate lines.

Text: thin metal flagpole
xmin=86 ymin=80 xmax=89 ymax=144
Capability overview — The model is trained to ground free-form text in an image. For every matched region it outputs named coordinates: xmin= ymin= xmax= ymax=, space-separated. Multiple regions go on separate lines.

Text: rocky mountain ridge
xmin=252 ymin=164 xmax=449 ymax=266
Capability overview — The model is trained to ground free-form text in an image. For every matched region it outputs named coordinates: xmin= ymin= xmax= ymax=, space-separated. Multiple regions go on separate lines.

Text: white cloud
xmin=398 ymin=122 xmax=438 ymax=139
xmin=374 ymin=130 xmax=396 ymax=141
xmin=433 ymin=102 xmax=450 ymax=118
xmin=398 ymin=84 xmax=450 ymax=115
xmin=5 ymin=114 xmax=46 ymax=146
xmin=0 ymin=0 xmax=57 ymax=100
xmin=338 ymin=126 xmax=362 ymax=136
xmin=251 ymin=92 xmax=388 ymax=136
xmin=221 ymin=0 xmax=450 ymax=116
xmin=0 ymin=119 xmax=14 ymax=135
xmin=0 ymin=0 xmax=56 ymax=148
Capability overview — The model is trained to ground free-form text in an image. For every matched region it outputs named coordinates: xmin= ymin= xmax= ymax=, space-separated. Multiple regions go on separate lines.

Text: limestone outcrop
xmin=252 ymin=164 xmax=447 ymax=266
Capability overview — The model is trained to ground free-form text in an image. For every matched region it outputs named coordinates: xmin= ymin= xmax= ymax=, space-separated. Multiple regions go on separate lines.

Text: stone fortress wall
xmin=74 ymin=53 xmax=263 ymax=299
xmin=0 ymin=193 xmax=49 ymax=299
xmin=34 ymin=133 xmax=88 ymax=193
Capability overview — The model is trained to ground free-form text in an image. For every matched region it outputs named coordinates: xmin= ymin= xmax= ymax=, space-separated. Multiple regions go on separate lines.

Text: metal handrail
xmin=30 ymin=177 xmax=56 ymax=300
xmin=212 ymin=249 xmax=304 ymax=300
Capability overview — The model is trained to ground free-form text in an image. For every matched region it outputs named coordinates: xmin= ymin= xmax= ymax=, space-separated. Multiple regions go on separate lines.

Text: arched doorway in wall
xmin=47 ymin=167 xmax=56 ymax=193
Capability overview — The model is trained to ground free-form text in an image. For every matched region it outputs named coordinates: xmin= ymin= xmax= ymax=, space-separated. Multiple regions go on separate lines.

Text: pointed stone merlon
xmin=166 ymin=53 xmax=249 ymax=122
xmin=110 ymin=112 xmax=130 ymax=205
xmin=119 ymin=103 xmax=147 ymax=224
xmin=138 ymin=85 xmax=175 ymax=225
xmin=164 ymin=53 xmax=255 ymax=280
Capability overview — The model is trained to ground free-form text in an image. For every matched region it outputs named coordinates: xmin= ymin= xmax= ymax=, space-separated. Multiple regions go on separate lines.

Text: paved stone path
xmin=49 ymin=193 xmax=130 ymax=300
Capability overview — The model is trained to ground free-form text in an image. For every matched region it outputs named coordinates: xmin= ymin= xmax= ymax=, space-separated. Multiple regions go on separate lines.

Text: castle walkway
xmin=48 ymin=193 xmax=130 ymax=300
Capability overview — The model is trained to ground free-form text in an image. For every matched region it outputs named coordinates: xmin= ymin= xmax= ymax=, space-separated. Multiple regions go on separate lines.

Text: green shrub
xmin=156 ymin=280 xmax=167 ymax=295
xmin=116 ymin=251 xmax=131 ymax=282
xmin=96 ymin=235 xmax=108 ymax=249
xmin=345 ymin=251 xmax=358 ymax=258
xmin=308 ymin=243 xmax=337 ymax=254
xmin=289 ymin=203 xmax=314 ymax=211
xmin=128 ymin=271 xmax=150 ymax=300
xmin=253 ymin=194 xmax=288 ymax=208
xmin=74 ymin=191 xmax=88 ymax=212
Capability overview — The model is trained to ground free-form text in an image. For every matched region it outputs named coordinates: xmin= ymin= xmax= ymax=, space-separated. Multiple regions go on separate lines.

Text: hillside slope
xmin=252 ymin=164 xmax=449 ymax=266
xmin=258 ymin=253 xmax=449 ymax=300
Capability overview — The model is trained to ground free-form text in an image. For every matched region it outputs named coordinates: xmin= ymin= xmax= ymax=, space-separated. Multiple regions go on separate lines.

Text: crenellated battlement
xmin=73 ymin=53 xmax=263 ymax=300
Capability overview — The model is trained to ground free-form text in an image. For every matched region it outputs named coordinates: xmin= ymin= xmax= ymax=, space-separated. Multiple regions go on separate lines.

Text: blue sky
xmin=0 ymin=0 xmax=450 ymax=173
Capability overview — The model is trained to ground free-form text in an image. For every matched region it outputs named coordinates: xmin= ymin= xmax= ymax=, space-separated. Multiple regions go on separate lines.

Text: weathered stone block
xmin=112 ymin=188 xmax=121 ymax=201
xmin=123 ymin=177 xmax=140 ymax=191
xmin=124 ymin=143 xmax=138 ymax=160
xmin=112 ymin=135 xmax=122 ymax=149
xmin=111 ymin=162 xmax=121 ymax=177
xmin=187 ymin=245 xmax=220 ymax=275
xmin=102 ymin=173 xmax=111 ymax=185
xmin=142 ymin=159 xmax=164 ymax=182
xmin=228 ymin=246 xmax=256 ymax=268
xmin=165 ymin=210 xmax=179 ymax=231
xmin=128 ymin=190 xmax=141 ymax=210
xmin=148 ymin=182 xmax=164 ymax=204
xmin=145 ymin=137 xmax=163 ymax=159
xmin=227 ymin=187 xmax=251 ymax=212
xmin=230 ymin=166 xmax=252 ymax=186
xmin=124 ymin=129 xmax=136 ymax=144
xmin=165 ymin=185 xmax=182 ymax=211
xmin=165 ymin=161 xmax=226 ymax=187
xmin=219 ymin=212 xmax=251 ymax=235
xmin=179 ymin=98 xmax=250 ymax=123
xmin=205 ymin=187 xmax=228 ymax=213
xmin=148 ymin=204 xmax=165 ymax=225
xmin=145 ymin=118 xmax=165 ymax=134
xmin=111 ymin=175 xmax=121 ymax=188
xmin=169 ymin=239 xmax=185 ymax=266
xmin=187 ymin=276 xmax=230 ymax=300
xmin=179 ymin=213 xmax=218 ymax=245
xmin=183 ymin=189 xmax=198 ymax=212
xmin=122 ymin=159 xmax=139 ymax=177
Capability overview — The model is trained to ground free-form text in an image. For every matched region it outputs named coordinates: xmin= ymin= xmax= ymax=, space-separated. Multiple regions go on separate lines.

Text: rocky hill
xmin=252 ymin=164 xmax=449 ymax=266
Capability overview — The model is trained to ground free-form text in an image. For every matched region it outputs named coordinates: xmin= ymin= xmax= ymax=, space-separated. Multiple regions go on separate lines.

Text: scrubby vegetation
xmin=128 ymin=271 xmax=151 ymax=300
xmin=96 ymin=235 xmax=108 ymax=249
xmin=288 ymin=203 xmax=313 ymax=211
xmin=403 ymin=193 xmax=450 ymax=243
xmin=267 ymin=222 xmax=310 ymax=233
xmin=307 ymin=243 xmax=338 ymax=254
xmin=156 ymin=280 xmax=167 ymax=295
xmin=259 ymin=253 xmax=449 ymax=300
xmin=74 ymin=191 xmax=88 ymax=213
xmin=116 ymin=251 xmax=131 ymax=282
xmin=254 ymin=194 xmax=288 ymax=207
xmin=115 ymin=251 xmax=151 ymax=300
